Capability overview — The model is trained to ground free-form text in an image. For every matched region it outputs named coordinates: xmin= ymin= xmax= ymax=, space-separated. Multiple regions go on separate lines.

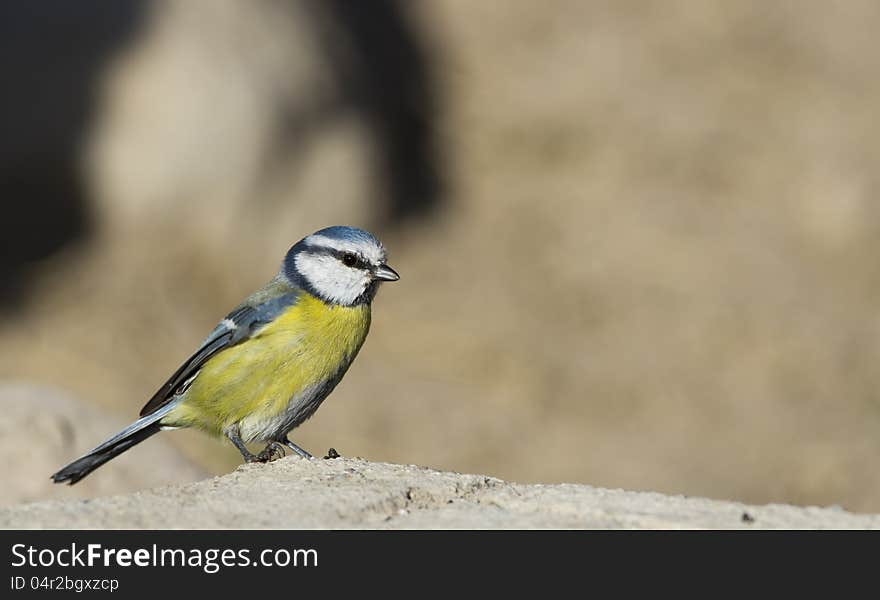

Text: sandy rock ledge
xmin=1 ymin=457 xmax=877 ymax=529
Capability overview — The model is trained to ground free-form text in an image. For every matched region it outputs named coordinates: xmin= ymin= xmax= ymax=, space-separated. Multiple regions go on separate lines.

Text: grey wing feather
xmin=138 ymin=291 xmax=301 ymax=417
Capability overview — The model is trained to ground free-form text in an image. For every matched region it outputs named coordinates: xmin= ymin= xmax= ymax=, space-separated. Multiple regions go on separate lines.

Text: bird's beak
xmin=373 ymin=264 xmax=400 ymax=281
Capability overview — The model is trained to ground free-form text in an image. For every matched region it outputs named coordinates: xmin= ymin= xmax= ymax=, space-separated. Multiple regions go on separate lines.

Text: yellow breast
xmin=163 ymin=293 xmax=371 ymax=438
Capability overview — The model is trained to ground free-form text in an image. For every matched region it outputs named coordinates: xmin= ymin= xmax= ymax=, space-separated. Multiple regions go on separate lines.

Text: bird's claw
xmin=255 ymin=441 xmax=287 ymax=463
xmin=282 ymin=439 xmax=313 ymax=459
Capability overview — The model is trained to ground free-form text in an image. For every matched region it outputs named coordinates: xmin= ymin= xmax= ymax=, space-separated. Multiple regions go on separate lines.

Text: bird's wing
xmin=138 ymin=290 xmax=302 ymax=417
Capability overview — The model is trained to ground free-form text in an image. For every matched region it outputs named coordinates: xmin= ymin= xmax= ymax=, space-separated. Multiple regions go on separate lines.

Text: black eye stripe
xmin=302 ymin=246 xmax=371 ymax=269
xmin=337 ymin=250 xmax=367 ymax=269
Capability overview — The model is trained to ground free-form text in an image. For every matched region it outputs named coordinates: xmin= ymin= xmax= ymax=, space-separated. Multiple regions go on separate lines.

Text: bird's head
xmin=282 ymin=226 xmax=399 ymax=306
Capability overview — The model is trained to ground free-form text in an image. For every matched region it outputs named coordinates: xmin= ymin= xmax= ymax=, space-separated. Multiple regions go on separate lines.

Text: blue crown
xmin=311 ymin=226 xmax=381 ymax=247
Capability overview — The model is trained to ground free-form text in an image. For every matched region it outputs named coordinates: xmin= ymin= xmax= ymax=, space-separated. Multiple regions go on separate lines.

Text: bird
xmin=51 ymin=225 xmax=399 ymax=485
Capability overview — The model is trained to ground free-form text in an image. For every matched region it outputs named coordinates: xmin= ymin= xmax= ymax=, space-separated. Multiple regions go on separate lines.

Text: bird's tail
xmin=51 ymin=404 xmax=175 ymax=485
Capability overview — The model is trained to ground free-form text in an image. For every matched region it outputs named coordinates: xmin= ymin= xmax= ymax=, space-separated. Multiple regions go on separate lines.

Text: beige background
xmin=3 ymin=1 xmax=880 ymax=512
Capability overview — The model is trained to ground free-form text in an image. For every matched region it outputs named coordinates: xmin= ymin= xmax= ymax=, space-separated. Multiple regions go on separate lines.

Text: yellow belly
xmin=162 ymin=294 xmax=371 ymax=440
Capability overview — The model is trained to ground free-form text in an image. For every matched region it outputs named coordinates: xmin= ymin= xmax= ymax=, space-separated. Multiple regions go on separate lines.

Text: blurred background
xmin=4 ymin=0 xmax=880 ymax=512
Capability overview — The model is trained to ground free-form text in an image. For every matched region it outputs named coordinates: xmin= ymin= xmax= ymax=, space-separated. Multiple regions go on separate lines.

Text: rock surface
xmin=2 ymin=456 xmax=877 ymax=529
xmin=0 ymin=383 xmax=209 ymax=507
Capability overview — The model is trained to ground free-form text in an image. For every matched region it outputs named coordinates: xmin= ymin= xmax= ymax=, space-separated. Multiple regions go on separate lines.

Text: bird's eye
xmin=342 ymin=252 xmax=358 ymax=267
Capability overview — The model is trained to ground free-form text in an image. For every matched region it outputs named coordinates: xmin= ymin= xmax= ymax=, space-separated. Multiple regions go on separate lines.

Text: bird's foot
xmin=281 ymin=438 xmax=313 ymax=459
xmin=254 ymin=441 xmax=287 ymax=463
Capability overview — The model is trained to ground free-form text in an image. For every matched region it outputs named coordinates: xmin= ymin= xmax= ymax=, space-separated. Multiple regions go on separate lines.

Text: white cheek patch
xmin=295 ymin=252 xmax=370 ymax=305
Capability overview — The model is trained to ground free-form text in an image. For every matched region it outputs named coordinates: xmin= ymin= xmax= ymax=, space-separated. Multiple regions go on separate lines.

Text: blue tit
xmin=52 ymin=226 xmax=399 ymax=484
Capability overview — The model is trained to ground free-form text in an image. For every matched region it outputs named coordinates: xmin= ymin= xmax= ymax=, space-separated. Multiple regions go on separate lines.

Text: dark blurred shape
xmin=0 ymin=2 xmax=147 ymax=305
xmin=0 ymin=0 xmax=443 ymax=306
xmin=309 ymin=0 xmax=444 ymax=224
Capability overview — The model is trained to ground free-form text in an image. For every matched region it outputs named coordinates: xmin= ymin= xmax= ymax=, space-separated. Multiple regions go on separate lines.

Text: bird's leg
xmin=226 ymin=430 xmax=261 ymax=463
xmin=280 ymin=437 xmax=313 ymax=459
xmin=256 ymin=441 xmax=287 ymax=463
